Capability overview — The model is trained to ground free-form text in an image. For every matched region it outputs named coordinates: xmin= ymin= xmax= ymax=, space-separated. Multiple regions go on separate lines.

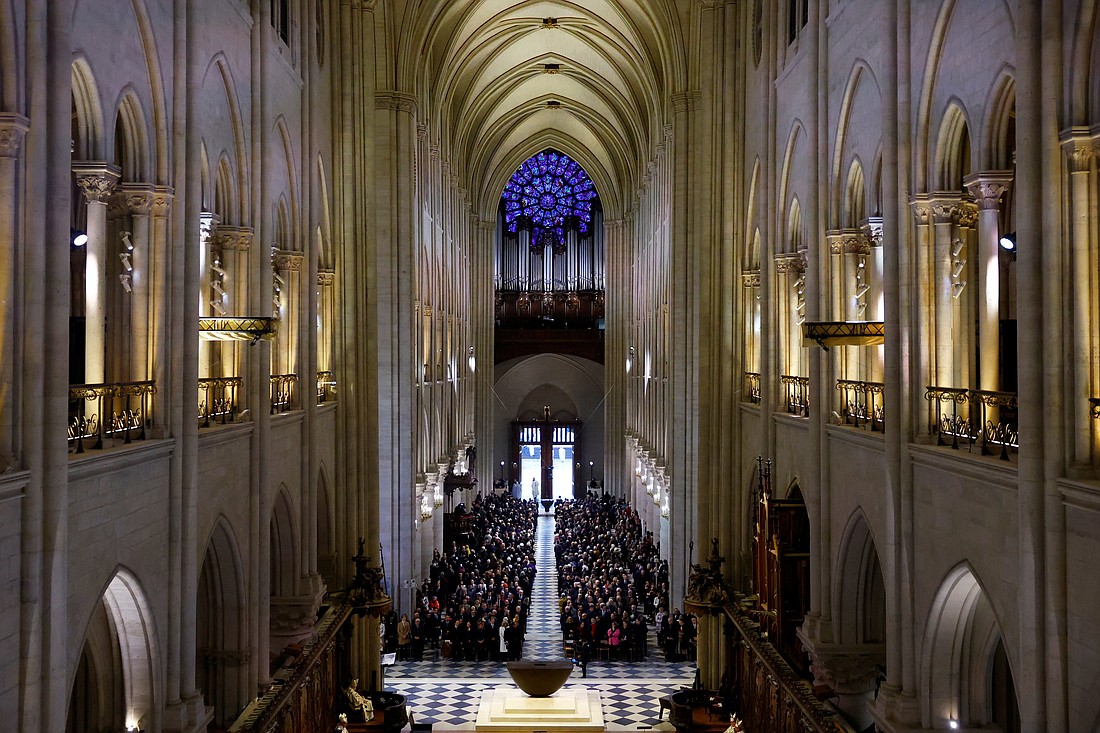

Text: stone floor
xmin=384 ymin=505 xmax=695 ymax=731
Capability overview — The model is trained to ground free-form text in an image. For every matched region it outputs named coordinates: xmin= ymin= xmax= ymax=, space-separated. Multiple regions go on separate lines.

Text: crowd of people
xmin=554 ymin=494 xmax=678 ymax=662
xmin=381 ymin=493 xmax=537 ymax=662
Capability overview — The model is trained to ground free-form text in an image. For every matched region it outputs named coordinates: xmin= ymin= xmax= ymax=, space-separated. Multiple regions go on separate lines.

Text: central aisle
xmin=386 ymin=499 xmax=695 ymax=730
xmin=523 ymin=505 xmax=566 ymax=659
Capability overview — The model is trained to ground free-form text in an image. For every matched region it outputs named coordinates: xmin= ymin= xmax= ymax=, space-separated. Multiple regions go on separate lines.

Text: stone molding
xmin=72 ymin=161 xmax=122 ymax=204
xmin=956 ymin=201 xmax=978 ymax=228
xmin=270 ymin=590 xmax=325 ymax=636
xmin=742 ymin=270 xmax=761 ymax=288
xmin=318 ymin=269 xmax=335 ymax=286
xmin=211 ymin=225 xmax=253 ymax=251
xmin=375 ymin=90 xmax=418 ymax=114
xmin=0 ymin=113 xmax=30 ymax=159
xmin=340 ymin=0 xmax=376 ymax=10
xmin=273 ymin=249 xmax=305 ymax=271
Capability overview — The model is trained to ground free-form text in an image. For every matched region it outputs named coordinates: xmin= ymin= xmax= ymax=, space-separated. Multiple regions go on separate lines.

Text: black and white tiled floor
xmin=385 ymin=505 xmax=695 ymax=730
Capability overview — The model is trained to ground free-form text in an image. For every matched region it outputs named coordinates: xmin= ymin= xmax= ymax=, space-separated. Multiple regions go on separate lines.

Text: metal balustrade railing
xmin=780 ymin=374 xmax=810 ymax=417
xmin=835 ymin=379 xmax=885 ymax=431
xmin=925 ymin=385 xmax=1019 ymax=460
xmin=744 ymin=372 xmax=761 ymax=404
xmin=270 ymin=373 xmax=299 ymax=414
xmin=198 ymin=377 xmax=242 ymax=428
xmin=316 ymin=371 xmax=336 ymax=404
xmin=68 ymin=380 xmax=156 ymax=453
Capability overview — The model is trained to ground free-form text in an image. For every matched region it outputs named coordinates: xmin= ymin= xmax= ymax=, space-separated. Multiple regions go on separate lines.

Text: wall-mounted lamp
xmin=210 ymin=299 xmax=227 ymax=315
xmin=119 ymin=273 xmax=132 ymax=293
xmin=211 ymin=259 xmax=227 ymax=278
xmin=951 ymin=238 xmax=965 ymax=258
xmin=71 ymin=228 xmax=88 ymax=248
xmin=467 ymin=345 xmax=476 ymax=372
xmin=951 ymin=258 xmax=966 ymax=278
xmin=854 ymin=283 xmax=870 ymax=299
xmin=951 ymin=281 xmax=967 ymax=299
xmin=998 ymin=231 xmax=1016 ymax=252
xmin=119 ymin=251 xmax=133 ymax=272
xmin=120 ymin=230 xmax=134 ymax=251
xmin=947 ymin=721 xmax=959 ymax=730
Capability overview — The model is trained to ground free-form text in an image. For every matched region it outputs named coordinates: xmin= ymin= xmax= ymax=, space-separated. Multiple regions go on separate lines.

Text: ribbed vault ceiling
xmin=399 ymin=0 xmax=685 ymax=219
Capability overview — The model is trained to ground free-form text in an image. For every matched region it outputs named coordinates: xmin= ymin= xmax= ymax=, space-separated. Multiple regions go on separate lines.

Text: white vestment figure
xmin=531 ymin=477 xmax=539 ymax=501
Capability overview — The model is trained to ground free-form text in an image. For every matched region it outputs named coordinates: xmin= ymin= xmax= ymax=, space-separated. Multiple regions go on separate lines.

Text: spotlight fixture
xmin=119 ymin=273 xmax=132 ymax=293
xmin=854 ymin=283 xmax=871 ymax=298
xmin=210 ymin=299 xmax=227 ymax=316
xmin=999 ymin=231 xmax=1016 ymax=252
xmin=952 ymin=280 xmax=967 ymax=299
xmin=119 ymin=252 xmax=133 ymax=272
xmin=120 ymin=230 xmax=133 ymax=251
xmin=947 ymin=721 xmax=959 ymax=730
xmin=951 ymin=238 xmax=965 ymax=258
xmin=211 ymin=259 xmax=227 ymax=277
xmin=70 ymin=228 xmax=88 ymax=247
xmin=951 ymin=259 xmax=966 ymax=278
xmin=211 ymin=280 xmax=225 ymax=296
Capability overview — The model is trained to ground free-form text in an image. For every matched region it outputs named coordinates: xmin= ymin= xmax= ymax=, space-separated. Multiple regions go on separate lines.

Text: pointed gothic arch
xmin=67 ymin=568 xmax=161 ymax=733
xmin=197 ymin=517 xmax=248 ymax=728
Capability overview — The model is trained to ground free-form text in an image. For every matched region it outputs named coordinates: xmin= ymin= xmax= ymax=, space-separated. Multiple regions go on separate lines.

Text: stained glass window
xmin=501 ymin=150 xmax=599 ymax=250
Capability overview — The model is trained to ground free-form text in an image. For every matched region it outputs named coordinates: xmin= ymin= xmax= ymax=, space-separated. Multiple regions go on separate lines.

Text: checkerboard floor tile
xmin=384 ymin=506 xmax=695 ymax=730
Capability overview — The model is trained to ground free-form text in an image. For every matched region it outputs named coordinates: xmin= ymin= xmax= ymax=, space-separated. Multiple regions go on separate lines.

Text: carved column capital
xmin=318 ymin=269 xmax=335 ymax=286
xmin=72 ymin=162 xmax=122 ymax=204
xmin=862 ymin=216 xmax=884 ymax=247
xmin=211 ymin=225 xmax=253 ymax=251
xmin=929 ymin=194 xmax=963 ymax=225
xmin=117 ymin=183 xmax=156 ymax=215
xmin=797 ymin=633 xmax=885 ymax=695
xmin=775 ymin=252 xmax=806 ymax=273
xmin=955 ymin=201 xmax=978 ymax=228
xmin=909 ymin=195 xmax=933 ymax=225
xmin=1060 ymin=127 xmax=1097 ymax=173
xmin=0 ymin=114 xmax=30 ymax=159
xmin=375 ymin=90 xmax=418 ymax=114
xmin=151 ymin=186 xmax=174 ymax=216
xmin=273 ymin=249 xmax=304 ymax=271
xmin=741 ymin=270 xmax=761 ymax=288
xmin=963 ymin=171 xmax=1013 ymax=210
xmin=671 ymin=91 xmax=701 ymax=114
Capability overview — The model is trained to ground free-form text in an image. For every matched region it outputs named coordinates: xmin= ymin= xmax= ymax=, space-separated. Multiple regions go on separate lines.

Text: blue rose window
xmin=501 ymin=150 xmax=599 ymax=251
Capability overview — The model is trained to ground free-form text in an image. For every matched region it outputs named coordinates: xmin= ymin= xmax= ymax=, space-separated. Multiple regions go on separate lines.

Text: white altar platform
xmin=474 ymin=688 xmax=605 ymax=732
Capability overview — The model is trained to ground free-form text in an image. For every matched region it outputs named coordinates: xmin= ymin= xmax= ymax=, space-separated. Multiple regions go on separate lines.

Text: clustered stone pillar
xmin=0 ymin=114 xmax=28 ymax=471
xmin=273 ymin=249 xmax=304 ymax=381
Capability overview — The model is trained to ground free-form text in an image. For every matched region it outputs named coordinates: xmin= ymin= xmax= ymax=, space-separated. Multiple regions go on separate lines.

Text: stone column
xmin=0 ymin=114 xmax=28 ymax=471
xmin=955 ymin=203 xmax=978 ymax=387
xmin=910 ymin=197 xmax=934 ymax=423
xmin=931 ymin=196 xmax=961 ymax=386
xmin=964 ymin=174 xmax=1012 ymax=392
xmin=1060 ymin=132 xmax=1096 ymax=465
xmin=318 ymin=270 xmax=335 ymax=376
xmin=273 ymin=249 xmax=304 ymax=381
xmin=73 ymin=162 xmax=121 ymax=385
xmin=149 ymin=187 xmax=173 ymax=437
xmin=119 ymin=185 xmax=156 ymax=382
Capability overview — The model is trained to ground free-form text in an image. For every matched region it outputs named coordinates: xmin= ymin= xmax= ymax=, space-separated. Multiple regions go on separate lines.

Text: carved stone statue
xmin=685 ymin=537 xmax=730 ymax=609
xmin=349 ymin=537 xmax=389 ymax=609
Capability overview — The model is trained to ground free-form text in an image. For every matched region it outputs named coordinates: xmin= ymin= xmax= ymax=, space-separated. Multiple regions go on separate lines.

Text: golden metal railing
xmin=835 ymin=379 xmax=885 ymax=431
xmin=316 ymin=371 xmax=336 ymax=404
xmin=780 ymin=374 xmax=810 ymax=417
xmin=270 ymin=373 xmax=299 ymax=414
xmin=925 ymin=386 xmax=1019 ymax=460
xmin=744 ymin=372 xmax=761 ymax=404
xmin=68 ymin=380 xmax=156 ymax=453
xmin=198 ymin=377 xmax=242 ymax=428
